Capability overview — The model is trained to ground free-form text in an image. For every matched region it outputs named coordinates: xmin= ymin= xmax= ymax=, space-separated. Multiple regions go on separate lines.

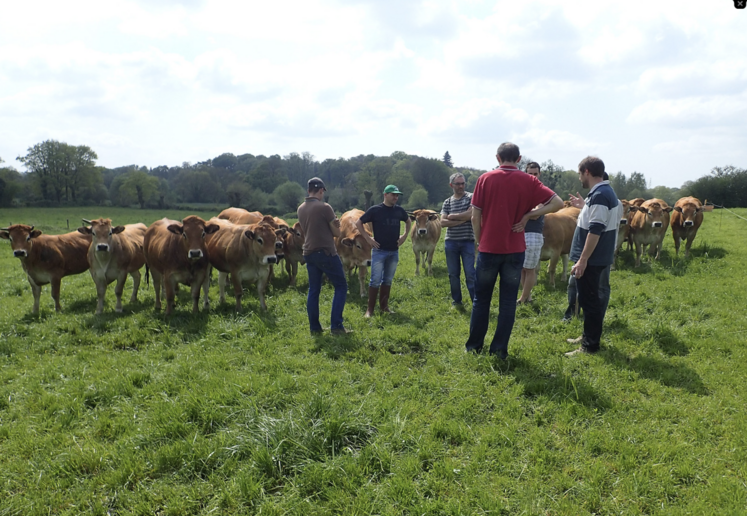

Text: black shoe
xmin=310 ymin=329 xmax=324 ymax=336
xmin=331 ymin=327 xmax=353 ymax=336
xmin=562 ymin=305 xmax=574 ymax=322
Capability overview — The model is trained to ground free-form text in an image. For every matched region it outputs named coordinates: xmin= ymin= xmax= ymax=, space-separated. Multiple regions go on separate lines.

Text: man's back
xmin=472 ymin=166 xmax=555 ymax=254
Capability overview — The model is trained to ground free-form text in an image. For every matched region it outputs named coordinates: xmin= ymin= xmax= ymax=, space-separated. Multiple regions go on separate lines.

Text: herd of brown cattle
xmin=0 ymin=198 xmax=707 ymax=315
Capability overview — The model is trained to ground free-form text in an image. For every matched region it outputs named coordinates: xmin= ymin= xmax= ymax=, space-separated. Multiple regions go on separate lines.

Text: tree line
xmin=1 ymin=140 xmax=746 ymax=213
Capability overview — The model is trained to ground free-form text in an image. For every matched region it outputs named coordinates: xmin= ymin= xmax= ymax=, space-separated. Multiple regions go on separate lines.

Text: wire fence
xmin=708 ymin=204 xmax=747 ymax=223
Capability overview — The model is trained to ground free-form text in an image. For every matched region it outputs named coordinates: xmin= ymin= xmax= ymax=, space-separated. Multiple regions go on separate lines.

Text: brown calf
xmin=629 ymin=198 xmax=672 ymax=267
xmin=539 ymin=207 xmax=580 ymax=286
xmin=671 ymin=196 xmax=705 ymax=258
xmin=1 ymin=224 xmax=91 ymax=313
xmin=78 ymin=218 xmax=147 ymax=314
xmin=409 ymin=209 xmax=442 ymax=276
xmin=336 ymin=209 xmax=374 ymax=297
xmin=143 ymin=216 xmax=219 ymax=315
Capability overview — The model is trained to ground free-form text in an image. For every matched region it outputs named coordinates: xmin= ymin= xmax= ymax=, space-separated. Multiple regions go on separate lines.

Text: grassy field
xmin=1 ymin=206 xmax=747 ymax=515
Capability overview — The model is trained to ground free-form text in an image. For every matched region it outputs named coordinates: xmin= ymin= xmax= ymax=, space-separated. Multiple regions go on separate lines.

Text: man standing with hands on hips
xmin=355 ymin=185 xmax=412 ymax=318
xmin=465 ymin=143 xmax=563 ymax=359
xmin=297 ymin=177 xmax=352 ymax=336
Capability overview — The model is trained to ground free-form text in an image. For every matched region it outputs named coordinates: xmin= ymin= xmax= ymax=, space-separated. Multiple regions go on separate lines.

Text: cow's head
xmin=283 ymin=222 xmax=305 ymax=253
xmin=619 ymin=200 xmax=631 ymax=226
xmin=244 ymin=223 xmax=281 ymax=265
xmin=409 ymin=209 xmax=440 ymax=236
xmin=1 ymin=224 xmax=44 ymax=258
xmin=78 ymin=218 xmax=125 ymax=253
xmin=341 ymin=231 xmax=373 ymax=267
xmin=635 ymin=201 xmax=672 ymax=228
xmin=673 ymin=200 xmax=704 ymax=227
xmin=167 ymin=215 xmax=219 ymax=260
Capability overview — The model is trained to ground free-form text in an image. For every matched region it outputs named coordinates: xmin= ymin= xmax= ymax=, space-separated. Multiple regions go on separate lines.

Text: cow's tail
xmin=145 ymin=263 xmax=150 ymax=288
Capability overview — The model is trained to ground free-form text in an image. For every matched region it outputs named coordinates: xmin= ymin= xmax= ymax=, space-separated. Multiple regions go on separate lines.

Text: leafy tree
xmin=226 ymin=181 xmax=253 ymax=208
xmin=118 ymin=169 xmax=160 ymax=208
xmin=404 ymin=187 xmax=429 ymax=210
xmin=273 ymin=181 xmax=305 ymax=214
xmin=248 ymin=155 xmax=286 ymax=193
xmin=0 ymin=167 xmax=23 ymax=207
xmin=212 ymin=153 xmax=238 ymax=171
xmin=443 ymin=151 xmax=453 ymax=168
xmin=174 ymin=169 xmax=223 ymax=203
xmin=689 ymin=166 xmax=747 ymax=207
xmin=409 ymin=158 xmax=452 ymax=204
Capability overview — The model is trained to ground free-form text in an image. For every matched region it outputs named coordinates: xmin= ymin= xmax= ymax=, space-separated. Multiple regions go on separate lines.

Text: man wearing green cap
xmin=355 ymin=185 xmax=412 ymax=317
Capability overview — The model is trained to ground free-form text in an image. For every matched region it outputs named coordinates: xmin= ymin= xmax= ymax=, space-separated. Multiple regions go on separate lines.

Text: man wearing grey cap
xmin=297 ymin=177 xmax=352 ymax=336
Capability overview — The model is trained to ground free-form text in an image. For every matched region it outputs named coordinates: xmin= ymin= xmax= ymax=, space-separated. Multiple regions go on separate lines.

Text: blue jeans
xmin=465 ymin=252 xmax=524 ymax=356
xmin=306 ymin=251 xmax=348 ymax=331
xmin=444 ymin=239 xmax=476 ymax=305
xmin=567 ymin=264 xmax=611 ymax=316
xmin=369 ymin=249 xmax=399 ymax=287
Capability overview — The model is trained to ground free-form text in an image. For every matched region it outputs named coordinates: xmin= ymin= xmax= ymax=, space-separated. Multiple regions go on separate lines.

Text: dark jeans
xmin=575 ymin=264 xmax=607 ymax=352
xmin=567 ymin=264 xmax=611 ymax=316
xmin=444 ymin=239 xmax=476 ymax=305
xmin=306 ymin=251 xmax=348 ymax=331
xmin=465 ymin=251 xmax=524 ymax=356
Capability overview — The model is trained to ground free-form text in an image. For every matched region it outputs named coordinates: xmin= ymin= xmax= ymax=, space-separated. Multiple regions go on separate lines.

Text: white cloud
xmin=627 ymin=94 xmax=747 ymax=127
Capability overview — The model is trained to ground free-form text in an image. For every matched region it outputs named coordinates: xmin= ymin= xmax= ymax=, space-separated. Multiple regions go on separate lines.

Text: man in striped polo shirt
xmin=440 ymin=172 xmax=476 ymax=308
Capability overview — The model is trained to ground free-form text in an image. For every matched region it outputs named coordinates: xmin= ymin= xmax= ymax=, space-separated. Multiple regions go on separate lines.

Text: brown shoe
xmin=364 ymin=287 xmax=378 ymax=318
xmin=331 ymin=327 xmax=354 ymax=336
xmin=379 ymin=284 xmax=394 ymax=314
xmin=566 ymin=336 xmax=583 ymax=344
xmin=564 ymin=347 xmax=590 ymax=357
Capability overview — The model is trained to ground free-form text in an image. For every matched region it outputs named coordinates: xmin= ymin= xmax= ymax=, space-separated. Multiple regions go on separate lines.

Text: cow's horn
xmin=29 ymin=226 xmax=34 ymax=231
xmin=0 ymin=227 xmax=9 ymax=231
xmin=81 ymin=218 xmax=93 ymax=225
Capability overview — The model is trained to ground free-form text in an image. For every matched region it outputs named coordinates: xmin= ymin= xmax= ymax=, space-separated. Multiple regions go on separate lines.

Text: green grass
xmin=1 ymin=207 xmax=747 ymax=515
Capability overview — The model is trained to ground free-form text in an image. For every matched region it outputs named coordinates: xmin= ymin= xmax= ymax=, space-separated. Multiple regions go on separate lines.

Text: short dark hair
xmin=526 ymin=162 xmax=541 ymax=171
xmin=496 ymin=142 xmax=520 ymax=162
xmin=578 ymin=156 xmax=605 ymax=178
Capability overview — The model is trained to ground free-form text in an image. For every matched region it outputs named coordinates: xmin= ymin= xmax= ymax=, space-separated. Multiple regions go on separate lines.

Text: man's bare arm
xmin=471 ymin=207 xmax=482 ymax=245
xmin=329 ymin=218 xmax=341 ymax=237
xmin=512 ymin=195 xmax=564 ymax=232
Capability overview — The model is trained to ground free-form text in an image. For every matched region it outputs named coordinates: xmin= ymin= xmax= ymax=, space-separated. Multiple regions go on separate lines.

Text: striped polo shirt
xmin=441 ymin=192 xmax=474 ymax=241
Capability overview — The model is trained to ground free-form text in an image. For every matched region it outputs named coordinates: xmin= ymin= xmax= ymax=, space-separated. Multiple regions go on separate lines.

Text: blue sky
xmin=1 ymin=0 xmax=745 ymax=187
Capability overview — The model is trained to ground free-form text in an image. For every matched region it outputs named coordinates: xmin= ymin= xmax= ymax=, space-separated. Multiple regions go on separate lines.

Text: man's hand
xmin=512 ymin=214 xmax=531 ymax=233
xmin=569 ymin=192 xmax=585 ymax=209
xmin=367 ymin=234 xmax=380 ymax=249
xmin=332 ymin=219 xmax=341 ymax=228
xmin=570 ymin=258 xmax=587 ymax=279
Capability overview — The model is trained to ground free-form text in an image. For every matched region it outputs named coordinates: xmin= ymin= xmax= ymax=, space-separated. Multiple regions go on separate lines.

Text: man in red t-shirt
xmin=465 ymin=142 xmax=564 ymax=359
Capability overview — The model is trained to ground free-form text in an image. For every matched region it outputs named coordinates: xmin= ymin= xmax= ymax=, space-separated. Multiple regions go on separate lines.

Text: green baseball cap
xmin=383 ymin=185 xmax=403 ymax=194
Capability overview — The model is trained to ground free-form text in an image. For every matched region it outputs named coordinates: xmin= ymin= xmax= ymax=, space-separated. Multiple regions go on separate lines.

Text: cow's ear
xmin=244 ymin=229 xmax=255 ymax=240
xmin=341 ymin=237 xmax=354 ymax=247
xmin=77 ymin=226 xmax=92 ymax=235
xmin=0 ymin=231 xmax=9 ymax=240
xmin=205 ymin=224 xmax=220 ymax=234
xmin=408 ymin=214 xmax=415 ymax=221
xmin=638 ymin=207 xmax=648 ymax=214
xmin=428 ymin=213 xmax=439 ymax=221
xmin=629 ymin=206 xmax=639 ymax=213
xmin=30 ymin=230 xmax=42 ymax=238
xmin=664 ymin=207 xmax=673 ymax=213
xmin=167 ymin=224 xmax=183 ymax=235
xmin=673 ymin=206 xmax=682 ymax=213
xmin=275 ymin=228 xmax=287 ymax=237
xmin=112 ymin=225 xmax=126 ymax=234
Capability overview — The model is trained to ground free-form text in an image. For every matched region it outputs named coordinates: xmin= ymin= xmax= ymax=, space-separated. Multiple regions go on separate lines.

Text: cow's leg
xmin=51 ymin=278 xmax=63 ymax=312
xmin=548 ymin=254 xmax=558 ymax=288
xmin=164 ymin=275 xmax=176 ymax=315
xmin=29 ymin=276 xmax=42 ymax=314
xmin=358 ymin=266 xmax=367 ymax=298
xmin=427 ymin=249 xmax=435 ymax=276
xmin=201 ymin=267 xmax=211 ymax=310
xmin=151 ymin=270 xmax=163 ymax=311
xmin=635 ymin=242 xmax=643 ymax=267
xmin=414 ymin=250 xmax=420 ymax=276
xmin=685 ymin=234 xmax=694 ymax=258
xmin=257 ymin=273 xmax=268 ymax=311
xmin=289 ymin=260 xmax=298 ymax=287
xmin=231 ymin=272 xmax=243 ymax=312
xmin=114 ymin=271 xmax=128 ymax=313
xmin=93 ymin=275 xmax=108 ymax=315
xmin=129 ymin=270 xmax=141 ymax=303
xmin=218 ymin=271 xmax=228 ymax=304
xmin=190 ymin=275 xmax=202 ymax=314
xmin=560 ymin=254 xmax=569 ymax=283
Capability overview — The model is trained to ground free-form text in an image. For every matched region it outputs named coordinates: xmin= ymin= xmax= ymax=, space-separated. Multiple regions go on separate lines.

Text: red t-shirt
xmin=471 ymin=165 xmax=556 ymax=254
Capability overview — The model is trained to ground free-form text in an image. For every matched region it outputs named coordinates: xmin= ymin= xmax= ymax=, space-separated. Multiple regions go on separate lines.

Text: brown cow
xmin=615 ymin=200 xmax=632 ymax=258
xmin=671 ymin=196 xmax=705 ymax=258
xmin=335 ymin=209 xmax=374 ymax=297
xmin=282 ymin=222 xmax=305 ymax=286
xmin=218 ymin=207 xmax=263 ymax=225
xmin=629 ymin=198 xmax=672 ymax=267
xmin=0 ymin=224 xmax=91 ymax=313
xmin=409 ymin=209 xmax=442 ymax=276
xmin=143 ymin=216 xmax=219 ymax=315
xmin=78 ymin=218 xmax=147 ymax=314
xmin=204 ymin=218 xmax=282 ymax=311
xmin=538 ymin=206 xmax=580 ymax=286
xmin=625 ymin=198 xmax=645 ymax=250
